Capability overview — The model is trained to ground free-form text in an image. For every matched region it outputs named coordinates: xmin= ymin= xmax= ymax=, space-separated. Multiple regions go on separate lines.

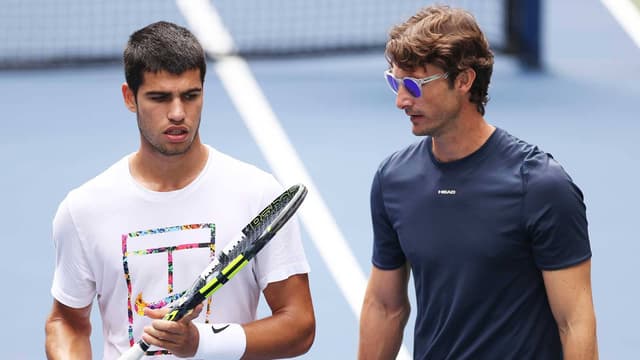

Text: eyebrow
xmin=143 ymin=87 xmax=202 ymax=97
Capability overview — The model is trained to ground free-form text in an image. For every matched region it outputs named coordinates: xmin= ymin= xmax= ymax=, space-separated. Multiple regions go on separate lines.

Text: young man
xmin=45 ymin=21 xmax=315 ymax=359
xmin=359 ymin=6 xmax=597 ymax=359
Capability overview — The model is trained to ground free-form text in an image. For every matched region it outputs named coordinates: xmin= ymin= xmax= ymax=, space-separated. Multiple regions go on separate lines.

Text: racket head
xmin=235 ymin=183 xmax=308 ymax=260
xmin=166 ymin=183 xmax=307 ymax=318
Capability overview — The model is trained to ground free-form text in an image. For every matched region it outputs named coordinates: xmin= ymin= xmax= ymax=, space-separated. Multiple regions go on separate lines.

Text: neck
xmin=129 ymin=140 xmax=209 ymax=192
xmin=431 ymin=112 xmax=495 ymax=163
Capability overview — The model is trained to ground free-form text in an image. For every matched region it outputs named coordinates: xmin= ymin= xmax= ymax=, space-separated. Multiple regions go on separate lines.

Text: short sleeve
xmin=370 ymin=167 xmax=406 ymax=270
xmin=50 ymin=196 xmax=96 ymax=308
xmin=523 ymin=155 xmax=592 ymax=270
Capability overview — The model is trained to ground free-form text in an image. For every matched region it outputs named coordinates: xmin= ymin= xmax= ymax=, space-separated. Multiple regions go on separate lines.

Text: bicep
xmin=243 ymin=274 xmax=315 ymax=358
xmin=542 ymin=259 xmax=594 ymax=327
xmin=358 ymin=264 xmax=411 ymax=359
xmin=47 ymin=299 xmax=92 ymax=329
xmin=262 ymin=273 xmax=313 ymax=315
xmin=364 ymin=264 xmax=410 ymax=310
xmin=45 ymin=300 xmax=93 ymax=359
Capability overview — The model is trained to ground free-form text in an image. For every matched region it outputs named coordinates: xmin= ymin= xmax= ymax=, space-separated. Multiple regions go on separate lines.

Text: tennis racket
xmin=118 ymin=183 xmax=308 ymax=360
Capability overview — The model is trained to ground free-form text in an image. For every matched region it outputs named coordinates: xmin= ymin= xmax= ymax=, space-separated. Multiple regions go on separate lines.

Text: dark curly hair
xmin=385 ymin=5 xmax=494 ymax=115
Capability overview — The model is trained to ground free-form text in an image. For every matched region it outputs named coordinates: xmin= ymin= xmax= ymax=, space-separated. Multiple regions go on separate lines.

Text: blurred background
xmin=1 ymin=0 xmax=638 ymax=358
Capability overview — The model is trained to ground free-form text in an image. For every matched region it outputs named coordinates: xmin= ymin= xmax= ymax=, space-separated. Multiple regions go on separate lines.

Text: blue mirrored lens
xmin=385 ymin=74 xmax=399 ymax=93
xmin=403 ymin=78 xmax=421 ymax=98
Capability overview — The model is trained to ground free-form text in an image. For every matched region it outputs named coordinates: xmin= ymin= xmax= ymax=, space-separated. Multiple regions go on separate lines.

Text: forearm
xmin=45 ymin=318 xmax=92 ymax=360
xmin=358 ymin=298 xmax=410 ymax=360
xmin=241 ymin=308 xmax=315 ymax=360
xmin=559 ymin=320 xmax=598 ymax=360
xmin=543 ymin=260 xmax=598 ymax=360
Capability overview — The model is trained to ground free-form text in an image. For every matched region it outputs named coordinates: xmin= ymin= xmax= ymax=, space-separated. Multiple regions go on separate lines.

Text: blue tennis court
xmin=1 ymin=0 xmax=639 ymax=358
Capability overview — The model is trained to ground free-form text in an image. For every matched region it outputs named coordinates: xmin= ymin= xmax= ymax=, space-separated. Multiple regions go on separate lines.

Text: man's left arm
xmin=542 ymin=259 xmax=598 ymax=359
xmin=242 ymin=273 xmax=315 ymax=359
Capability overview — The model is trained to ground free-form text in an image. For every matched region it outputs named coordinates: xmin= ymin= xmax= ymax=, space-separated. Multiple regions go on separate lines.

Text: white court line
xmin=601 ymin=0 xmax=640 ymax=48
xmin=175 ymin=0 xmax=412 ymax=359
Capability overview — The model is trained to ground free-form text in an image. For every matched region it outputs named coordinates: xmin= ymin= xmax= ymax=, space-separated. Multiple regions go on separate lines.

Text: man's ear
xmin=456 ymin=68 xmax=476 ymax=93
xmin=122 ymin=83 xmax=137 ymax=113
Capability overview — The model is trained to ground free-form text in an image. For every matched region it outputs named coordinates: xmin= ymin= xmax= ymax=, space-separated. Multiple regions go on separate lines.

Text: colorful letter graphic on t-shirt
xmin=121 ymin=223 xmax=216 ymax=354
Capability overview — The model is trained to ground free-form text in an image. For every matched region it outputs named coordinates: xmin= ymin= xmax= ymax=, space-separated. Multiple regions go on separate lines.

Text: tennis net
xmin=0 ymin=0 xmax=540 ymax=69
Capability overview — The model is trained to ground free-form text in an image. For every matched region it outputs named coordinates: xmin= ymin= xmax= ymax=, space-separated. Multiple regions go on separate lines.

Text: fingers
xmin=143 ymin=303 xmax=203 ymax=321
xmin=143 ymin=307 xmax=169 ymax=320
xmin=180 ymin=303 xmax=204 ymax=322
xmin=140 ymin=303 xmax=204 ymax=357
xmin=141 ymin=319 xmax=199 ymax=358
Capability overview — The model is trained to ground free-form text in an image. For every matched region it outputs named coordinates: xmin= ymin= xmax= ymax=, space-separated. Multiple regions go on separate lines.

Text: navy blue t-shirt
xmin=370 ymin=128 xmax=591 ymax=359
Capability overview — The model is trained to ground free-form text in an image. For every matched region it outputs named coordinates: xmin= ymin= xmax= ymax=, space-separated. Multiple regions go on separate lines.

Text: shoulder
xmin=209 ymin=147 xmax=274 ymax=182
xmin=208 ymin=147 xmax=279 ymax=190
xmin=492 ymin=128 xmax=540 ymax=163
xmin=63 ymin=155 xmax=131 ymax=210
xmin=494 ymin=132 xmax=586 ymax=206
xmin=376 ymin=138 xmax=428 ymax=178
xmin=206 ymin=146 xmax=283 ymax=207
xmin=520 ymin=148 xmax=577 ymax=195
xmin=524 ymin=155 xmax=584 ymax=208
xmin=53 ymin=155 xmax=130 ymax=234
xmin=493 ymin=129 xmax=570 ymax=183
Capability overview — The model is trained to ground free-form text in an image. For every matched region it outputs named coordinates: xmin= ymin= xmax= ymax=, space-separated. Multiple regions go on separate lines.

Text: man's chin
xmin=411 ymin=126 xmax=432 ymax=137
xmin=156 ymin=143 xmax=193 ymax=156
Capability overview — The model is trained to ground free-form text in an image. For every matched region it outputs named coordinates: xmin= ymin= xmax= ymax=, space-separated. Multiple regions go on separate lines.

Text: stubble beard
xmin=137 ymin=115 xmax=201 ymax=157
xmin=414 ymin=104 xmax=462 ymax=138
xmin=412 ymin=118 xmax=445 ymax=137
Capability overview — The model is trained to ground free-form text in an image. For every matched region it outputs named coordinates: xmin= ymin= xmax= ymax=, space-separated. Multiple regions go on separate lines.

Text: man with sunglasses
xmin=359 ymin=5 xmax=597 ymax=359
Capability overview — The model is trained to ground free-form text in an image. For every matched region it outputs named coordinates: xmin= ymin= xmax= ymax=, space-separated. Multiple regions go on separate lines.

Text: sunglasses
xmin=384 ymin=70 xmax=449 ymax=98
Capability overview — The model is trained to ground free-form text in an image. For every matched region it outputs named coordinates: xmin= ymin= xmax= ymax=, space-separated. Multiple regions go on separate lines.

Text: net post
xmin=506 ymin=0 xmax=542 ymax=70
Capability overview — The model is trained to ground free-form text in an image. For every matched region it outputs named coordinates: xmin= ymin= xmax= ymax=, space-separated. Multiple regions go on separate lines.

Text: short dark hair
xmin=123 ymin=21 xmax=206 ymax=96
xmin=385 ymin=5 xmax=494 ymax=115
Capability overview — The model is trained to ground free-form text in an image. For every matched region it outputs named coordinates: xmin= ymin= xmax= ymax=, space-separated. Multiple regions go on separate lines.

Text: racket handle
xmin=117 ymin=341 xmax=147 ymax=360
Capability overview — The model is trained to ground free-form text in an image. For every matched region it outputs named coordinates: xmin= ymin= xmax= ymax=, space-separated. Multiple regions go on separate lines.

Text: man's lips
xmin=164 ymin=127 xmax=188 ymax=142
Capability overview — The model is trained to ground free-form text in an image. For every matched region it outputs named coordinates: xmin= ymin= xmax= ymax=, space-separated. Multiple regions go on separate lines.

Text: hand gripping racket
xmin=118 ymin=183 xmax=308 ymax=360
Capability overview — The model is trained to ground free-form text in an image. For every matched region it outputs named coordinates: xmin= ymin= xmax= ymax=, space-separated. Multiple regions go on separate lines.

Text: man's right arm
xmin=45 ymin=299 xmax=92 ymax=360
xmin=358 ymin=264 xmax=411 ymax=360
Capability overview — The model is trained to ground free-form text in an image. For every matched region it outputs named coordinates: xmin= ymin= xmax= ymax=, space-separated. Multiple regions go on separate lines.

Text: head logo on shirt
xmin=437 ymin=189 xmax=457 ymax=195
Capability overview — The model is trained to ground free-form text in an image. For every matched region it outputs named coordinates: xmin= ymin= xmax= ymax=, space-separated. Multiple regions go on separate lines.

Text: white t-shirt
xmin=51 ymin=146 xmax=310 ymax=359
